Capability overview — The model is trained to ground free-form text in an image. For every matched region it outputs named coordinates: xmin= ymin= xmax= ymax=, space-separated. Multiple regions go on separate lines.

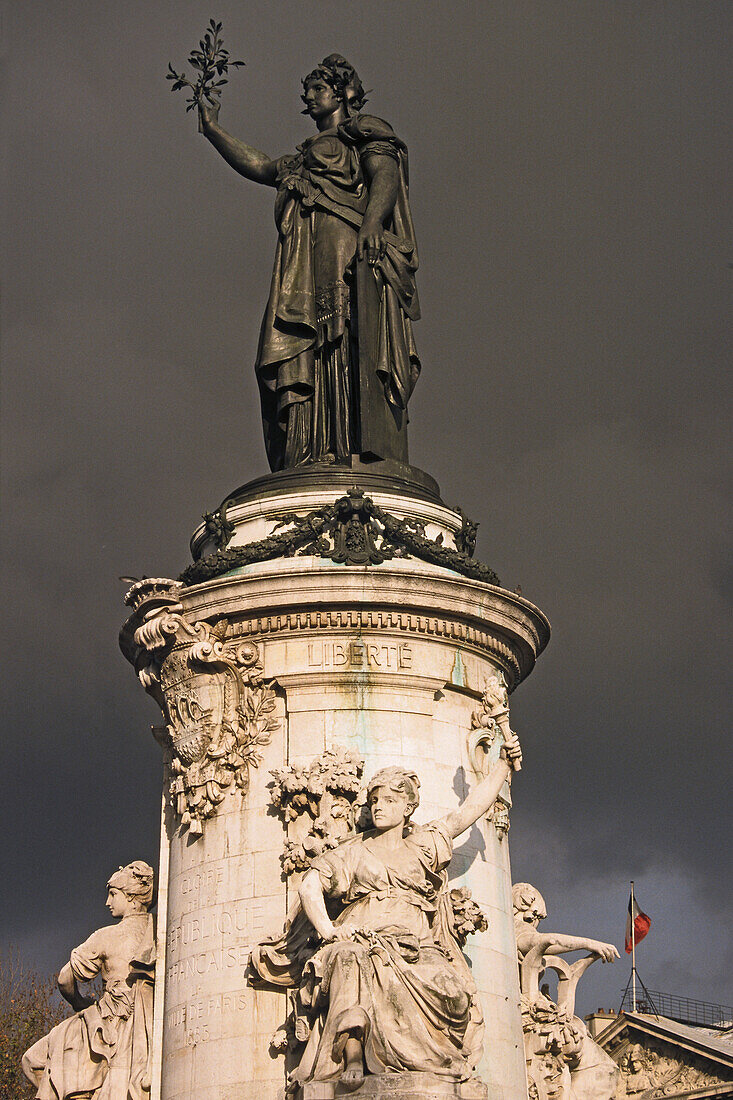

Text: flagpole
xmin=631 ymin=879 xmax=637 ymax=1012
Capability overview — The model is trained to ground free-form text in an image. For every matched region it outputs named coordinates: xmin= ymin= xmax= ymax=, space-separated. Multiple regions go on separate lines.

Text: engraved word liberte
xmin=307 ymin=640 xmax=412 ymax=669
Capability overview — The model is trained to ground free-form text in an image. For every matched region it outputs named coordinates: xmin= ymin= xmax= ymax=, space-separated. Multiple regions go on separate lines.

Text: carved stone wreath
xmin=179 ymin=488 xmax=499 ymax=588
xmin=123 ymin=578 xmax=279 ymax=836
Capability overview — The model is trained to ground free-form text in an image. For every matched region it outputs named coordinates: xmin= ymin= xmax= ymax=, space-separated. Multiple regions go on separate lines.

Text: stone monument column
xmin=120 ymin=471 xmax=549 ymax=1100
xmin=120 ymin=36 xmax=557 ymax=1100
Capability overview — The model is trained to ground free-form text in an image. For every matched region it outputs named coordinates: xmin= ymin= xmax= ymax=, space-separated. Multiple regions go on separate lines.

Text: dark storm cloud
xmin=2 ymin=1 xmax=731 ymax=1014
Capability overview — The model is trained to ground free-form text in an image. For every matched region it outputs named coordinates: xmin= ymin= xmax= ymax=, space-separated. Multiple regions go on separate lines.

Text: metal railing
xmin=621 ymin=988 xmax=733 ymax=1030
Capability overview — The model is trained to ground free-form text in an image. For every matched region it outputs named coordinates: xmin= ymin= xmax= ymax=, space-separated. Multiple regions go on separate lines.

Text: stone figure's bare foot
xmin=340 ymin=1035 xmax=364 ymax=1091
xmin=340 ymin=1061 xmax=364 ymax=1091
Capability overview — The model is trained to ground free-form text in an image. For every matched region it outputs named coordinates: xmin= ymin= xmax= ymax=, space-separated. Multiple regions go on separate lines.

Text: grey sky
xmin=2 ymin=1 xmax=731 ymax=1017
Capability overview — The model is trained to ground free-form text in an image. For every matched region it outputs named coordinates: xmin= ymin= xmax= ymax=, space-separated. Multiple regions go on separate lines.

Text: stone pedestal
xmin=121 ymin=472 xmax=549 ymax=1100
xmin=301 ymin=1070 xmax=489 ymax=1099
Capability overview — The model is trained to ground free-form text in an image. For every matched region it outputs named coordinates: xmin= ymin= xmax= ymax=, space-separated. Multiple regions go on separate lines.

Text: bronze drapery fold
xmin=255 ymin=115 xmax=420 ymax=471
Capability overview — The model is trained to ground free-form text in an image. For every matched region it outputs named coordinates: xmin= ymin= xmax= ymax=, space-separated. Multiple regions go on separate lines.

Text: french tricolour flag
xmin=625 ymin=894 xmax=651 ymax=954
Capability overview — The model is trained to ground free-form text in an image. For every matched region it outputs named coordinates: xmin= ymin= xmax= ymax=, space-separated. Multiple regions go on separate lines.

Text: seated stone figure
xmin=513 ymin=882 xmax=620 ymax=1100
xmin=251 ymin=735 xmax=523 ymax=1094
xmin=22 ymin=861 xmax=155 ymax=1100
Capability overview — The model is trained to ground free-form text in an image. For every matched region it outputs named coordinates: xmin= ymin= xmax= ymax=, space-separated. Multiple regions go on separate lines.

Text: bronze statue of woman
xmin=198 ymin=54 xmax=421 ymax=472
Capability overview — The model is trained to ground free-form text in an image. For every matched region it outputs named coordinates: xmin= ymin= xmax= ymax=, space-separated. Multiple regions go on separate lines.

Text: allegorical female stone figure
xmin=199 ymin=54 xmax=420 ymax=471
xmin=22 ymin=861 xmax=155 ymax=1100
xmin=251 ymin=736 xmax=523 ymax=1093
xmin=513 ymin=883 xmax=620 ymax=1100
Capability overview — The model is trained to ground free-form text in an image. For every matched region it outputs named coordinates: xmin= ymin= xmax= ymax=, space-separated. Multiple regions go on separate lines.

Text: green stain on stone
xmin=451 ymin=649 xmax=465 ymax=687
xmin=355 ymin=703 xmax=372 ymax=755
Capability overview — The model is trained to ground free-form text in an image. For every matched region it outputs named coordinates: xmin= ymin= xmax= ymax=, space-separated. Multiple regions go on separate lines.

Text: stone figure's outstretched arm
xmin=517 ymin=926 xmax=619 ymax=962
xmin=57 ymin=962 xmax=94 ymax=1012
xmin=199 ymin=103 xmax=278 ymax=186
xmin=441 ymin=735 xmax=522 ymax=840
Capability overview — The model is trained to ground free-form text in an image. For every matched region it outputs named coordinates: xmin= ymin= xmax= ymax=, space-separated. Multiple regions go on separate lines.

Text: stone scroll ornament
xmin=468 ymin=670 xmax=515 ymax=837
xmin=123 ymin=579 xmax=279 ymax=836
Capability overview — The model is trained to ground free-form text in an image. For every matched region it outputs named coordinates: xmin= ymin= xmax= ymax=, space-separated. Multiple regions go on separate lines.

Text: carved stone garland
xmin=180 ymin=488 xmax=500 ymax=588
xmin=269 ymin=747 xmax=365 ymax=873
xmin=124 ymin=578 xmax=279 ymax=836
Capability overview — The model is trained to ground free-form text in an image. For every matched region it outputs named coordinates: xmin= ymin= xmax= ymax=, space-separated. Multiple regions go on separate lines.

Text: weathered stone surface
xmin=22 ymin=863 xmax=156 ymax=1100
xmin=299 ymin=1070 xmax=488 ymax=1098
xmin=120 ymin=482 xmax=550 ymax=1100
xmin=513 ymin=883 xmax=620 ymax=1100
xmin=594 ymin=1011 xmax=733 ymax=1100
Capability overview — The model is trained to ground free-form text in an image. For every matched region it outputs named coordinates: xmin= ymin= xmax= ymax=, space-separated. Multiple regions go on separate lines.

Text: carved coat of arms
xmin=123 ymin=579 xmax=279 ymax=835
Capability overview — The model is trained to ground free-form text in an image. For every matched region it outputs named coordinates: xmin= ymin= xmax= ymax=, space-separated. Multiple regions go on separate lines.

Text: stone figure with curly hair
xmin=251 ymin=737 xmax=523 ymax=1093
xmin=22 ymin=861 xmax=155 ymax=1100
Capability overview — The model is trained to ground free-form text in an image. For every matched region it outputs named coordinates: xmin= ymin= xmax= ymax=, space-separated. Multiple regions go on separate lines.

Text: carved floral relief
xmin=615 ymin=1040 xmax=731 ymax=1098
xmin=269 ymin=747 xmax=366 ymax=873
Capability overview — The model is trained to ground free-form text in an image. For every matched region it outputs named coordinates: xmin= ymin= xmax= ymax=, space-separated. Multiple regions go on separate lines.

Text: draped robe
xmin=256 ymin=114 xmax=421 ymax=470
xmin=251 ymin=823 xmax=484 ymax=1088
xmin=22 ymin=914 xmax=155 ymax=1100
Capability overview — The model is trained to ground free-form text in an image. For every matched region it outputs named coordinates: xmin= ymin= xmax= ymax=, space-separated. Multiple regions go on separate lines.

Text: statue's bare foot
xmin=340 ymin=1061 xmax=364 ymax=1091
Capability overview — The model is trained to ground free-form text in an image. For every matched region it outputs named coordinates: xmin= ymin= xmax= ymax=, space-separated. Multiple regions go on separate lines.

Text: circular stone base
xmin=226 ymin=458 xmax=442 ymax=506
xmin=122 ymin=480 xmax=549 ymax=1100
xmin=191 ymin=468 xmax=456 ymax=565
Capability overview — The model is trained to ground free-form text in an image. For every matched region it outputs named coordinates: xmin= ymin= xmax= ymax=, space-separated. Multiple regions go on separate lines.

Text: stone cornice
xmin=177 ymin=560 xmax=550 ymax=688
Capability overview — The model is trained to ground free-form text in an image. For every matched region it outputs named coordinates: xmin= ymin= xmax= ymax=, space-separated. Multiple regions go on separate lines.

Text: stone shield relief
xmin=123 ymin=579 xmax=279 ymax=835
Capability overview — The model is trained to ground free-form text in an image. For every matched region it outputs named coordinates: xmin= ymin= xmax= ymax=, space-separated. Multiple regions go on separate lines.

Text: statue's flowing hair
xmin=301 ymin=53 xmax=368 ymax=114
xmin=366 ymin=766 xmax=420 ymax=822
xmin=107 ymin=860 xmax=155 ymax=910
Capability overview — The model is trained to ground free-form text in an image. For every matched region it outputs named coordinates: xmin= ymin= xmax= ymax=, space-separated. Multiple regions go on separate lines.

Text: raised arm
xmin=441 ymin=735 xmax=522 ymax=840
xmin=199 ymin=103 xmax=278 ymax=186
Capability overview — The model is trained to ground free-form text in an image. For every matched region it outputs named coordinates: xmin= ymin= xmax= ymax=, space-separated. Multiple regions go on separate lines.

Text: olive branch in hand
xmin=167 ymin=19 xmax=244 ymax=113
